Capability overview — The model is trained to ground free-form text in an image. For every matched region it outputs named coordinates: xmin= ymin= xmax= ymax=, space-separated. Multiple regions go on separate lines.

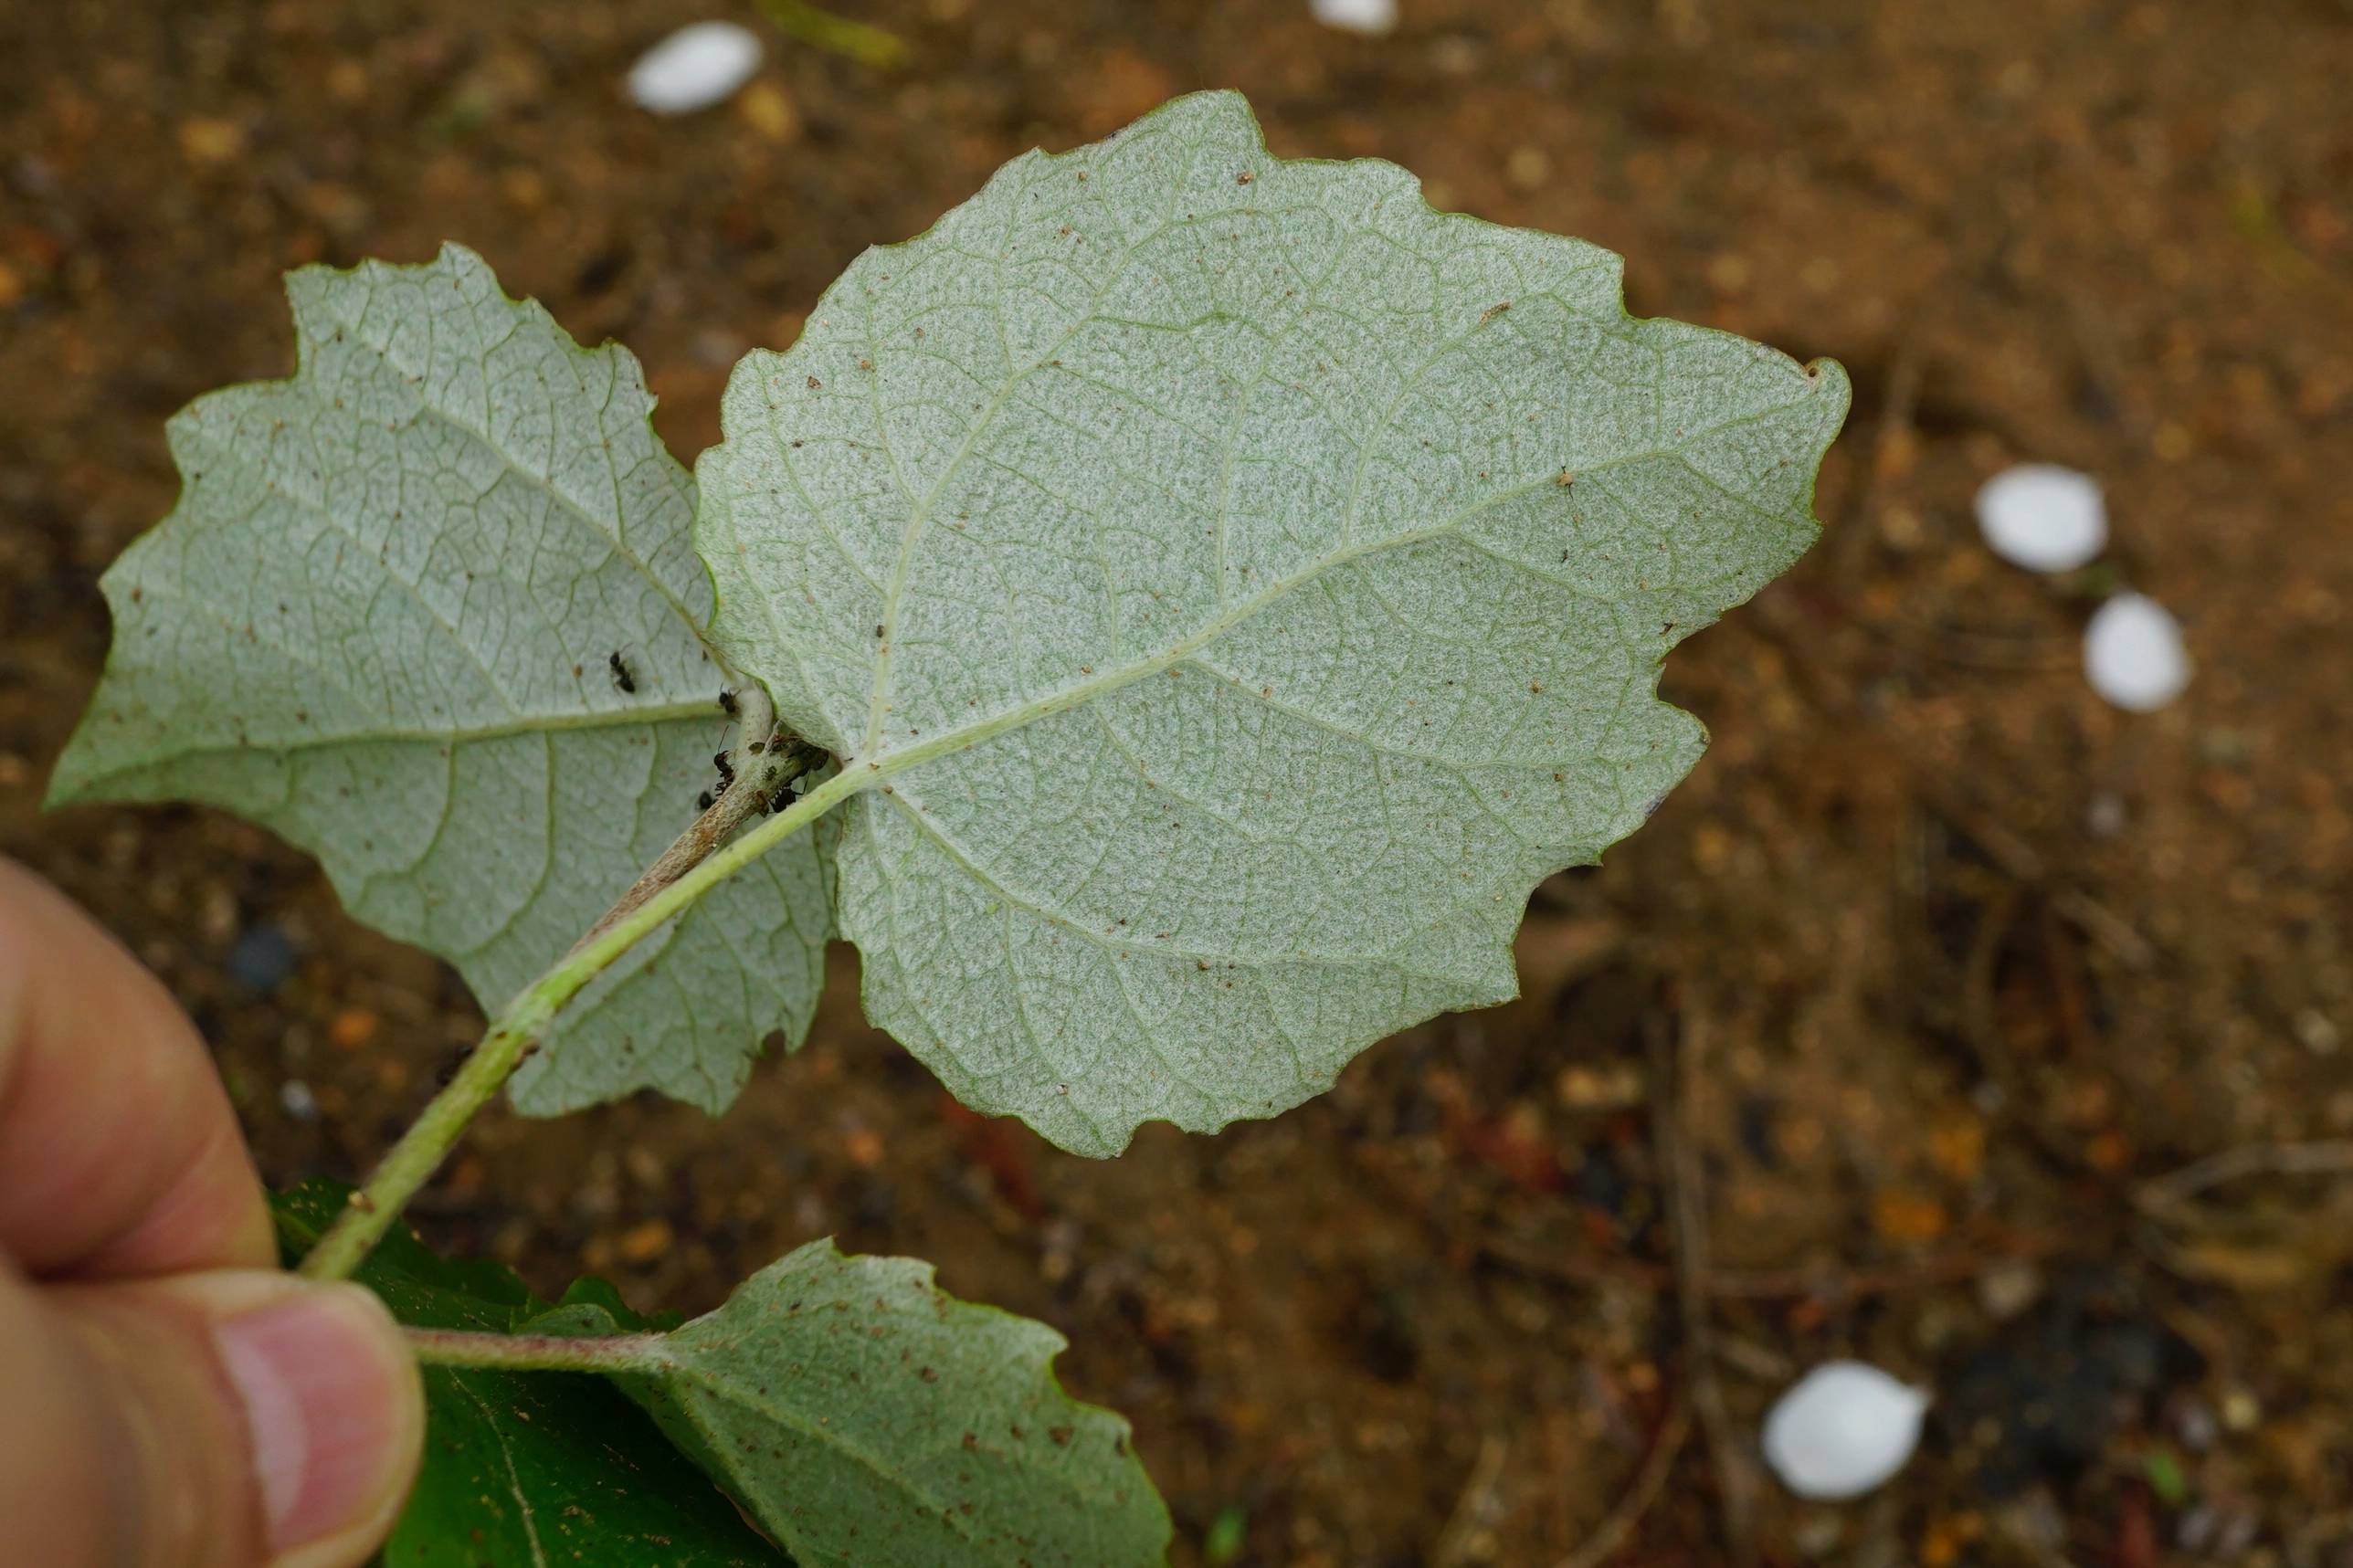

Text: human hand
xmin=0 ymin=859 xmax=422 ymax=1566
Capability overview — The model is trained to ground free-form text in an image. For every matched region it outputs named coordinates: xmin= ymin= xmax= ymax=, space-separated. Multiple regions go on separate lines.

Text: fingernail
xmin=214 ymin=1286 xmax=413 ymax=1553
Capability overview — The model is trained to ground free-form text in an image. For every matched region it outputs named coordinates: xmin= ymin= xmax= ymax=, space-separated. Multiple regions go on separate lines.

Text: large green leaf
xmin=48 ymin=245 xmax=830 ymax=1116
xmin=271 ymin=1184 xmax=786 ymax=1567
xmin=698 ymin=89 xmax=1848 ymax=1153
xmin=543 ymin=1241 xmax=1169 ymax=1568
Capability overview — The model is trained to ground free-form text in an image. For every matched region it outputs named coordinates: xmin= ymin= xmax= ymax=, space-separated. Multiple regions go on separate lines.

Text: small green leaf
xmin=555 ymin=1240 xmax=1171 ymax=1568
xmin=51 ymin=244 xmax=831 ymax=1119
xmin=1202 ymin=1503 xmax=1248 ymax=1566
xmin=273 ymin=1183 xmax=786 ymax=1567
xmin=698 ymin=89 xmax=1848 ymax=1153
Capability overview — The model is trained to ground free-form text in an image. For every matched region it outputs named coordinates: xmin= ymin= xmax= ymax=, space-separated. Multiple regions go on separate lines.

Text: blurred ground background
xmin=4 ymin=1 xmax=2352 ymax=1563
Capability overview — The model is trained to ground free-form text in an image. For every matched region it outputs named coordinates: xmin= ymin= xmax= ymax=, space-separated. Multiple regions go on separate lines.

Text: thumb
xmin=0 ymin=1264 xmax=424 ymax=1568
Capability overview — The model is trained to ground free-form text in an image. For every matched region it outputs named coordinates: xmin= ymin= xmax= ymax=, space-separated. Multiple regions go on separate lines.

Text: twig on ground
xmin=1650 ymin=1003 xmax=1758 ymax=1568
xmin=1550 ymin=1390 xmax=1693 ymax=1568
xmin=1430 ymin=1433 xmax=1512 ymax=1568
xmin=2137 ymin=1140 xmax=2353 ymax=1212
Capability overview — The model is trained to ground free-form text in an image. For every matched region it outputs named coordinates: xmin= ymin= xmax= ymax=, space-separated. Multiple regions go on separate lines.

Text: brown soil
xmin=5 ymin=2 xmax=2351 ymax=1563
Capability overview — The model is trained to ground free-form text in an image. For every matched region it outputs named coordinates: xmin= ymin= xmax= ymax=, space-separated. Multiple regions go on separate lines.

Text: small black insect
xmin=697 ymin=790 xmax=715 ymax=812
xmin=607 ymin=650 xmax=637 ymax=694
xmin=717 ymin=689 xmax=740 ymax=718
xmin=712 ymin=750 xmax=735 ymax=786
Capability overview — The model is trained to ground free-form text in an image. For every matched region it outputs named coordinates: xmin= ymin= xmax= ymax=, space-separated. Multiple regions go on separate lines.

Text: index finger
xmin=0 ymin=858 xmax=272 ymax=1278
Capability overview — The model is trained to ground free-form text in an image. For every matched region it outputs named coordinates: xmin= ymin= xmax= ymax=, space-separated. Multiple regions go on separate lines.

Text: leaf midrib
xmin=841 ymin=389 xmax=1810 ymax=792
xmin=69 ymin=698 xmax=719 ymax=790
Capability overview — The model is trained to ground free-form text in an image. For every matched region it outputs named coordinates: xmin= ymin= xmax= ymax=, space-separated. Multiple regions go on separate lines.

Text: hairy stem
xmin=300 ymin=763 xmax=866 ymax=1282
xmin=406 ymin=1326 xmax=665 ymax=1374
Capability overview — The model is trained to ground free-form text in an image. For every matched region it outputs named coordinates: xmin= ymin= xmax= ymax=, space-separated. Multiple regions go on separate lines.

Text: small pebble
xmin=736 ymin=79 xmax=801 ymax=142
xmin=227 ymin=924 xmax=297 ymax=992
xmin=2084 ymin=592 xmax=2191 ymax=711
xmin=327 ymin=1006 xmax=379 ymax=1050
xmin=1975 ymin=464 xmax=2107 ymax=574
xmin=2219 ymin=1385 xmax=2261 ymax=1432
xmin=2085 ymin=791 xmax=2128 ymax=838
xmin=616 ymin=1217 xmax=675 ymax=1264
xmin=2172 ymin=1397 xmax=2220 ymax=1454
xmin=1310 ymin=0 xmax=1399 ymax=36
xmin=1505 ymin=145 xmax=1551 ymax=191
xmin=1975 ymin=1260 xmax=2043 ymax=1322
xmin=1763 ymin=1361 xmax=1930 ymax=1500
xmin=628 ymin=22 xmax=764 ymax=115
xmin=2295 ymin=1009 xmax=2340 ymax=1057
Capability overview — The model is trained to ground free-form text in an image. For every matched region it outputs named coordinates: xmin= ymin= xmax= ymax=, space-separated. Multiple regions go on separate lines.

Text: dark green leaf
xmin=274 ymin=1183 xmax=786 ymax=1568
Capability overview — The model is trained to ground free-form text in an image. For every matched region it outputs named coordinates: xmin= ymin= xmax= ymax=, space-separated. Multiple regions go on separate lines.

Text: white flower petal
xmin=1311 ymin=0 xmax=1400 ymax=37
xmin=2084 ymin=592 xmax=2190 ymax=712
xmin=1976 ymin=464 xmax=2107 ymax=574
xmin=1762 ymin=1361 xmax=1929 ymax=1500
xmin=628 ymin=22 xmax=765 ymax=116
